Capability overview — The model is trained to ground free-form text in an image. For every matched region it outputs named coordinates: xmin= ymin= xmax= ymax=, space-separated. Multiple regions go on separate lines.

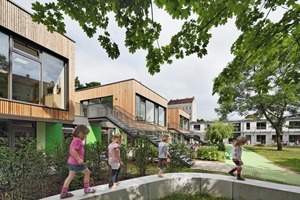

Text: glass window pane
xmin=146 ymin=100 xmax=154 ymax=124
xmin=158 ymin=106 xmax=165 ymax=126
xmin=0 ymin=120 xmax=9 ymax=147
xmin=12 ymin=53 xmax=40 ymax=104
xmin=42 ymin=53 xmax=65 ymax=109
xmin=14 ymin=40 xmax=39 ymax=58
xmin=0 ymin=32 xmax=9 ymax=98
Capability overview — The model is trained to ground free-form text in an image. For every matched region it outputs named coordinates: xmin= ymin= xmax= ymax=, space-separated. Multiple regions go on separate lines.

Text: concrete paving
xmin=224 ymin=144 xmax=300 ymax=186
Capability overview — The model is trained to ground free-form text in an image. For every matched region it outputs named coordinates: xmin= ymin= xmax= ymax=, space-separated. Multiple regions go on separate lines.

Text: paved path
xmin=191 ymin=145 xmax=300 ymax=186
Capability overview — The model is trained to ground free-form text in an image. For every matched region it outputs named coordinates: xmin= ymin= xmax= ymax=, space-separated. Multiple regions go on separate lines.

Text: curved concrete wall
xmin=41 ymin=173 xmax=300 ymax=200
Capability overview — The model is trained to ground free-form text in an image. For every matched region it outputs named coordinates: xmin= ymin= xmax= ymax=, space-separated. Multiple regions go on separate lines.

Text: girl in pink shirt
xmin=60 ymin=125 xmax=95 ymax=199
xmin=108 ymin=134 xmax=123 ymax=189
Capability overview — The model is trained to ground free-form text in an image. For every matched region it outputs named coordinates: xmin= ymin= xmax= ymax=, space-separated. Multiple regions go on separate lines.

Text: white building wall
xmin=190 ymin=118 xmax=300 ymax=146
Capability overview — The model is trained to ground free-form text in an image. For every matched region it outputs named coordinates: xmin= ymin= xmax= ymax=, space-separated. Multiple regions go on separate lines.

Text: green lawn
xmin=245 ymin=146 xmax=300 ymax=172
xmin=160 ymin=193 xmax=231 ymax=200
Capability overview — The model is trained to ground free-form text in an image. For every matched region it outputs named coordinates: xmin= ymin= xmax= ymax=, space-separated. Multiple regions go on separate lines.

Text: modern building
xmin=168 ymin=96 xmax=197 ymax=122
xmin=190 ymin=117 xmax=300 ymax=145
xmin=0 ymin=1 xmax=194 ymax=158
xmin=0 ymin=0 xmax=76 ymax=150
xmin=75 ymin=78 xmax=185 ymax=144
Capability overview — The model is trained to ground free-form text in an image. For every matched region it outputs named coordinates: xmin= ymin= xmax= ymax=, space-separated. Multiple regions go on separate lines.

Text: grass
xmin=245 ymin=146 xmax=300 ymax=172
xmin=160 ymin=193 xmax=231 ymax=200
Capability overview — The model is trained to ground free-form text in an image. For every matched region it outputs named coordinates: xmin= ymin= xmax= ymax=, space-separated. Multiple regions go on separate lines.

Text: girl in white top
xmin=157 ymin=133 xmax=171 ymax=177
xmin=108 ymin=134 xmax=123 ymax=188
xmin=228 ymin=136 xmax=248 ymax=180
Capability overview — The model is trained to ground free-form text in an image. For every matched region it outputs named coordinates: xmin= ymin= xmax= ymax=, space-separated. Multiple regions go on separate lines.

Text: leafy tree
xmin=205 ymin=121 xmax=234 ymax=143
xmin=85 ymin=81 xmax=101 ymax=88
xmin=213 ymin=23 xmax=300 ymax=150
xmin=75 ymin=76 xmax=101 ymax=90
xmin=30 ymin=1 xmax=300 ymax=75
xmin=75 ymin=76 xmax=84 ymax=90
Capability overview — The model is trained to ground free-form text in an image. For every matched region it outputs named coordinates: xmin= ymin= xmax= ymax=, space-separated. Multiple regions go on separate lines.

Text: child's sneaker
xmin=60 ymin=192 xmax=73 ymax=199
xmin=84 ymin=187 xmax=96 ymax=194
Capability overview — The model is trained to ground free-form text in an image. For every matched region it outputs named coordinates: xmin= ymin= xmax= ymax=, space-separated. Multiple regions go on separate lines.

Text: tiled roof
xmin=168 ymin=97 xmax=194 ymax=105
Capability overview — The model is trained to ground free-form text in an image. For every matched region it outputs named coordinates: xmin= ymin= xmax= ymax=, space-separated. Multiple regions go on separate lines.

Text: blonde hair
xmin=112 ymin=134 xmax=122 ymax=140
xmin=161 ymin=133 xmax=170 ymax=142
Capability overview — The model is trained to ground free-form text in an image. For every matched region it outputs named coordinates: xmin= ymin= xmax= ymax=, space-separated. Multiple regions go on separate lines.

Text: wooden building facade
xmin=0 ymin=0 xmax=76 ymax=150
xmin=75 ymin=79 xmax=168 ymax=127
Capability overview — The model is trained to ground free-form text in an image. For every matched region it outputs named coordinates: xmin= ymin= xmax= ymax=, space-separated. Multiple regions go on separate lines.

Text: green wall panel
xmin=86 ymin=125 xmax=101 ymax=144
xmin=45 ymin=123 xmax=63 ymax=153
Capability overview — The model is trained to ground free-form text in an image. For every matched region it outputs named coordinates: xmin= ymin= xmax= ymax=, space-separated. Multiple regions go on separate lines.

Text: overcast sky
xmin=13 ymin=0 xmax=241 ymax=121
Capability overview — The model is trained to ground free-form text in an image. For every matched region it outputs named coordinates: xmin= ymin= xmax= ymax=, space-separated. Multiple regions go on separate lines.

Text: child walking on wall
xmin=60 ymin=125 xmax=95 ymax=199
xmin=228 ymin=136 xmax=248 ymax=181
xmin=108 ymin=134 xmax=123 ymax=189
xmin=157 ymin=133 xmax=171 ymax=178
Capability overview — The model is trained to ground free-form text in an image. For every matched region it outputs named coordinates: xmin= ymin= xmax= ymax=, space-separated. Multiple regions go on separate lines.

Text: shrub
xmin=134 ymin=136 xmax=155 ymax=176
xmin=167 ymin=143 xmax=190 ymax=172
xmin=197 ymin=146 xmax=219 ymax=161
xmin=0 ymin=140 xmax=52 ymax=200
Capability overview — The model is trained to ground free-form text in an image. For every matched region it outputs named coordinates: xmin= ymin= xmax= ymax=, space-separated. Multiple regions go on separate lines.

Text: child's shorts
xmin=68 ymin=163 xmax=87 ymax=172
xmin=158 ymin=158 xmax=167 ymax=168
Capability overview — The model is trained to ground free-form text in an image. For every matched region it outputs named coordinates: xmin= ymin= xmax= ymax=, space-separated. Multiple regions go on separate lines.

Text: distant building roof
xmin=168 ymin=97 xmax=195 ymax=105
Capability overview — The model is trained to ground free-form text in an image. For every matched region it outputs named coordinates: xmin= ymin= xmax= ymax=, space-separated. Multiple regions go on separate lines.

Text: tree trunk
xmin=275 ymin=128 xmax=282 ymax=150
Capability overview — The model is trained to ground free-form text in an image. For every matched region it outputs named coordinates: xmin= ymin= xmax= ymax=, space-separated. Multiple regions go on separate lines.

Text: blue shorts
xmin=68 ymin=163 xmax=87 ymax=172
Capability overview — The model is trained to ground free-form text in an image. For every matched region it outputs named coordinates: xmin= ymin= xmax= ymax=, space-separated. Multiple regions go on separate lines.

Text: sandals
xmin=60 ymin=192 xmax=74 ymax=199
xmin=84 ymin=187 xmax=96 ymax=194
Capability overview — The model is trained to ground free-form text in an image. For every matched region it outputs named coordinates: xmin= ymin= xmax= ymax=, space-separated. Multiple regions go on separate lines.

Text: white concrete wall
xmin=41 ymin=173 xmax=300 ymax=200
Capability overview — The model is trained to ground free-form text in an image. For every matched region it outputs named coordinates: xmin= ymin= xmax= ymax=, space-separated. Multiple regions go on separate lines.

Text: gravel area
xmin=191 ymin=160 xmax=232 ymax=173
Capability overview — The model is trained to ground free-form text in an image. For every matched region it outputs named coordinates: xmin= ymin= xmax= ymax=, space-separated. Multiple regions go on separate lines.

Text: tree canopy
xmin=31 ymin=0 xmax=300 ymax=75
xmin=205 ymin=121 xmax=234 ymax=143
xmin=75 ymin=76 xmax=101 ymax=90
xmin=212 ymin=1 xmax=300 ymax=150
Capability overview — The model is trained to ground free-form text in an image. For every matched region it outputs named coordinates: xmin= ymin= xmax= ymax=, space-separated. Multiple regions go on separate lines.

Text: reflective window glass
xmin=42 ymin=53 xmax=65 ymax=109
xmin=12 ymin=53 xmax=40 ymax=104
xmin=0 ymin=32 xmax=9 ymax=98
xmin=0 ymin=120 xmax=9 ymax=147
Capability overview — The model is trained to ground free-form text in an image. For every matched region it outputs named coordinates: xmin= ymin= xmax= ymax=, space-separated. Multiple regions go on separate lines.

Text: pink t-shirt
xmin=108 ymin=142 xmax=120 ymax=164
xmin=67 ymin=137 xmax=84 ymax=165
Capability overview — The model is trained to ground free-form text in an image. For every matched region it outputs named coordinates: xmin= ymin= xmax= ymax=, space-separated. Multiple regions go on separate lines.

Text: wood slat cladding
xmin=1 ymin=0 xmax=75 ymax=58
xmin=0 ymin=100 xmax=71 ymax=120
xmin=0 ymin=0 xmax=75 ymax=121
xmin=168 ymin=108 xmax=190 ymax=125
xmin=75 ymin=79 xmax=168 ymax=117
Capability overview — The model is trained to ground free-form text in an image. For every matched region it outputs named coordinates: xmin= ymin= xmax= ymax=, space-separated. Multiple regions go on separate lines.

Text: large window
xmin=233 ymin=123 xmax=241 ymax=131
xmin=135 ymin=94 xmax=166 ymax=126
xmin=0 ymin=32 xmax=9 ymax=98
xmin=0 ymin=120 xmax=35 ymax=148
xmin=12 ymin=53 xmax=40 ymax=103
xmin=146 ymin=100 xmax=154 ymax=123
xmin=158 ymin=106 xmax=165 ymax=126
xmin=256 ymin=135 xmax=266 ymax=144
xmin=256 ymin=122 xmax=266 ymax=130
xmin=42 ymin=53 xmax=66 ymax=109
xmin=0 ymin=120 xmax=8 ymax=147
xmin=180 ymin=115 xmax=189 ymax=130
xmin=246 ymin=123 xmax=250 ymax=130
xmin=289 ymin=121 xmax=300 ymax=129
xmin=0 ymin=31 xmax=68 ymax=109
xmin=289 ymin=135 xmax=300 ymax=143
xmin=194 ymin=125 xmax=200 ymax=131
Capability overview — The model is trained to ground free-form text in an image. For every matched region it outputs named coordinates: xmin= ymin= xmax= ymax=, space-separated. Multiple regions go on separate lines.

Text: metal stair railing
xmin=86 ymin=103 xmax=165 ymax=141
xmin=85 ymin=103 xmax=194 ymax=166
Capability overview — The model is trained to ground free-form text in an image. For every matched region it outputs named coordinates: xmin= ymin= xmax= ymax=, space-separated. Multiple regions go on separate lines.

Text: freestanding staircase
xmin=83 ymin=103 xmax=194 ymax=166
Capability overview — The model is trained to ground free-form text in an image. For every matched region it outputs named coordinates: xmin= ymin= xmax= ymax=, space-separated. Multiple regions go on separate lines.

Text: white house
xmin=190 ymin=117 xmax=300 ymax=145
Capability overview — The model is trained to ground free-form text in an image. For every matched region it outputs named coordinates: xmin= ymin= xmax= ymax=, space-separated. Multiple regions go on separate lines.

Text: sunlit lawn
xmin=245 ymin=146 xmax=300 ymax=172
